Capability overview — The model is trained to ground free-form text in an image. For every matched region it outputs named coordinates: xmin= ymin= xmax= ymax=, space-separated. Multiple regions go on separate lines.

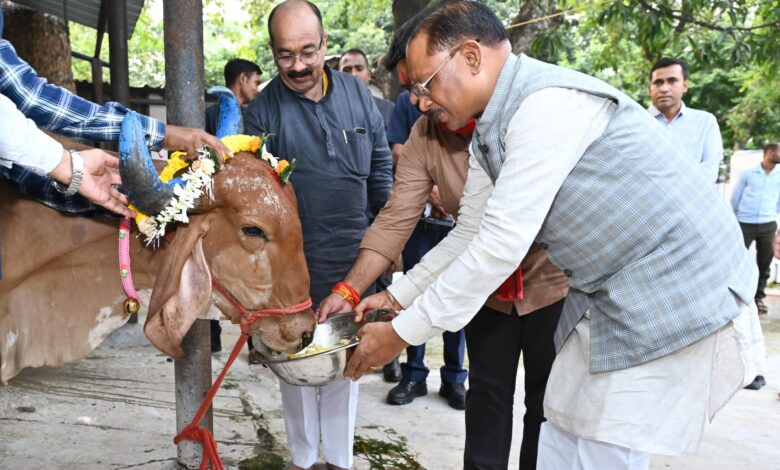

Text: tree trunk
xmin=375 ymin=0 xmax=432 ymax=101
xmin=392 ymin=0 xmax=431 ymax=30
xmin=508 ymin=1 xmax=563 ymax=55
xmin=2 ymin=1 xmax=75 ymax=91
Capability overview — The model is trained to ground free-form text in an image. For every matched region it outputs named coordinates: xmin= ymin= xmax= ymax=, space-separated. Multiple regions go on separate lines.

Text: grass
xmin=354 ymin=427 xmax=424 ymax=470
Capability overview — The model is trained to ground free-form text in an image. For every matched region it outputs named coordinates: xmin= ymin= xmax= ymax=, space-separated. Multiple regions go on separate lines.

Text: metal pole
xmin=173 ymin=320 xmax=213 ymax=469
xmin=107 ymin=0 xmax=130 ymax=105
xmin=163 ymin=2 xmax=210 ymax=468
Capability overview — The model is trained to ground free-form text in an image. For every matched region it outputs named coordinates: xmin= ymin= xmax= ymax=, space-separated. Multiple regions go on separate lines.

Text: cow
xmin=0 ymin=115 xmax=316 ymax=385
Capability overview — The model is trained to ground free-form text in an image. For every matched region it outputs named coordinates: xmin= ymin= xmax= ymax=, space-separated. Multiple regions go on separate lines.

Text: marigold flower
xmin=275 ymin=160 xmax=290 ymax=175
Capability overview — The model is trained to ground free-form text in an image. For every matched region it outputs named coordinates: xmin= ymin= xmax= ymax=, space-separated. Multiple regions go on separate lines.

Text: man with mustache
xmin=648 ymin=58 xmax=724 ymax=183
xmin=243 ymin=1 xmax=392 ymax=469
xmin=347 ymin=1 xmax=763 ymax=468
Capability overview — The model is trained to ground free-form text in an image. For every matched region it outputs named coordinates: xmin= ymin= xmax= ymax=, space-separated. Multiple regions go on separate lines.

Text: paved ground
xmin=1 ymin=300 xmax=779 ymax=470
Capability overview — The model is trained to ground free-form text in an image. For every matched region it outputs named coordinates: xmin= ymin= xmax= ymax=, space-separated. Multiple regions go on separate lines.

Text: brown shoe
xmin=756 ymin=299 xmax=769 ymax=315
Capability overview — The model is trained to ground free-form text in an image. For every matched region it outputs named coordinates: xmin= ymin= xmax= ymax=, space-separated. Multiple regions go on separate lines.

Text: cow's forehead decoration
xmin=130 ymin=134 xmax=296 ymax=244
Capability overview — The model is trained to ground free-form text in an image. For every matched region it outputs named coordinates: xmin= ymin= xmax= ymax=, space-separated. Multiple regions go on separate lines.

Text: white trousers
xmin=537 ymin=422 xmax=650 ymax=470
xmin=279 ymin=379 xmax=359 ymax=468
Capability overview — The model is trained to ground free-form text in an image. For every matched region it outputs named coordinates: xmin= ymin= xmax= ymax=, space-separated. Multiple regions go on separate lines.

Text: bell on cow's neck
xmin=124 ymin=298 xmax=141 ymax=315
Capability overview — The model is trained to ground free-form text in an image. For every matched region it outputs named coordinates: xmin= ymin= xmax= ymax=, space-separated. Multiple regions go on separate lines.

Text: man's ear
xmin=462 ymin=41 xmax=482 ymax=75
xmin=682 ymin=79 xmax=689 ymax=94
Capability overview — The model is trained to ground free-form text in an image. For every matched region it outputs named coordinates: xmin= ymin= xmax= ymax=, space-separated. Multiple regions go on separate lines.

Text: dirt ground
xmin=1 ymin=299 xmax=779 ymax=470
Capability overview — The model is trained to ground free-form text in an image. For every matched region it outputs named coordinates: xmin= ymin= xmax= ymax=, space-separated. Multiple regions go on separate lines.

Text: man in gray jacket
xmin=346 ymin=1 xmax=764 ymax=468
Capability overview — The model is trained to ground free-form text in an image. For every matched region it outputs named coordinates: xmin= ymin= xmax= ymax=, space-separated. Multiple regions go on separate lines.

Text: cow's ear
xmin=144 ymin=215 xmax=213 ymax=358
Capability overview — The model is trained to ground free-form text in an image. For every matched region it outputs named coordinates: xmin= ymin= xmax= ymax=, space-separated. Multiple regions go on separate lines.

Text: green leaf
xmin=279 ymin=159 xmax=297 ymax=185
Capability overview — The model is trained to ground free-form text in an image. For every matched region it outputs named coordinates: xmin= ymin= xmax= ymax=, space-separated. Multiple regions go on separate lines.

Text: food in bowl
xmin=287 ymin=337 xmax=355 ymax=359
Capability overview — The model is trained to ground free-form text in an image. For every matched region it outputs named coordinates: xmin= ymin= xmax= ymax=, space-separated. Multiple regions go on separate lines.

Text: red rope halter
xmin=116 ymin=217 xmax=311 ymax=469
xmin=173 ymin=276 xmax=312 ymax=470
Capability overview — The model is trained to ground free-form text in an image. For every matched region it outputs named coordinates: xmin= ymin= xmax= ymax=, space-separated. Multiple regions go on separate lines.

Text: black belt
xmin=416 ymin=216 xmax=455 ymax=233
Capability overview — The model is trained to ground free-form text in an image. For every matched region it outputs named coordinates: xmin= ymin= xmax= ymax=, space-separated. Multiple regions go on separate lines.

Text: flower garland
xmin=132 ymin=134 xmax=295 ymax=244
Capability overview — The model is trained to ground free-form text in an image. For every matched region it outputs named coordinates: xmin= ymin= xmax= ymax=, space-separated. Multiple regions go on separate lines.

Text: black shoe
xmin=387 ymin=379 xmax=427 ymax=405
xmin=744 ymin=375 xmax=766 ymax=390
xmin=439 ymin=382 xmax=467 ymax=410
xmin=383 ymin=358 xmax=402 ymax=383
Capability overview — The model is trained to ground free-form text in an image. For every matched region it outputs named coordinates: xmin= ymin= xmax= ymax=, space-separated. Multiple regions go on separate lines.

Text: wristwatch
xmin=52 ymin=149 xmax=85 ymax=196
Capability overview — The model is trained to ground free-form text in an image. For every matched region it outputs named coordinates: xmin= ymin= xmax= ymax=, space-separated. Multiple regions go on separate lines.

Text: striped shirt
xmin=0 ymin=39 xmax=165 ymax=149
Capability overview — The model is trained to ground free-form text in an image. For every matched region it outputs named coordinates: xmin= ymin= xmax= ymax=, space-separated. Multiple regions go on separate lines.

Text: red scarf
xmin=440 ymin=118 xmax=476 ymax=136
xmin=493 ymin=268 xmax=524 ymax=302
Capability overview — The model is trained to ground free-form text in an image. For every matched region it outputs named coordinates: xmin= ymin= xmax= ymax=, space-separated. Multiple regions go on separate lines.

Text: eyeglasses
xmin=410 ymin=39 xmax=479 ymax=101
xmin=274 ymin=37 xmax=323 ymax=69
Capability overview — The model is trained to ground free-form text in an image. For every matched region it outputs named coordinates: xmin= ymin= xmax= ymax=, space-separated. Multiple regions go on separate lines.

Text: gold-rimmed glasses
xmin=410 ymin=39 xmax=479 ymax=101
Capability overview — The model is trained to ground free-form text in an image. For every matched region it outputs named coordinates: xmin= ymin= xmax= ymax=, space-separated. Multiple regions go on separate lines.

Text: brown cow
xmin=0 ymin=133 xmax=315 ymax=385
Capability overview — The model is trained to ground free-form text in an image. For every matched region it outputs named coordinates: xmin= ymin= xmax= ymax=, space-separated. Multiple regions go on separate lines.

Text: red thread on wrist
xmin=332 ymin=281 xmax=360 ymax=308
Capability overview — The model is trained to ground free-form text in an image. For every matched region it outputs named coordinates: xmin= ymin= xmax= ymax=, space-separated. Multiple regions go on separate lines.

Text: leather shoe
xmin=756 ymin=299 xmax=769 ymax=315
xmin=383 ymin=357 xmax=402 ymax=382
xmin=439 ymin=382 xmax=467 ymax=410
xmin=387 ymin=379 xmax=427 ymax=405
xmin=744 ymin=375 xmax=766 ymax=390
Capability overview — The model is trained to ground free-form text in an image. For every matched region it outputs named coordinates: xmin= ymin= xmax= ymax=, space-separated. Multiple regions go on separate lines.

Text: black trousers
xmin=463 ymin=299 xmax=563 ymax=470
xmin=739 ymin=221 xmax=777 ymax=300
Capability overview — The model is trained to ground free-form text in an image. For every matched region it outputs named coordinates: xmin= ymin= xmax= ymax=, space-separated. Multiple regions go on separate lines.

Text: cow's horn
xmin=119 ymin=111 xmax=174 ymax=215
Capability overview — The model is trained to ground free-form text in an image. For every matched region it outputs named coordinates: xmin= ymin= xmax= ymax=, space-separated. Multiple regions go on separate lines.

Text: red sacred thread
xmin=331 ymin=281 xmax=360 ymax=308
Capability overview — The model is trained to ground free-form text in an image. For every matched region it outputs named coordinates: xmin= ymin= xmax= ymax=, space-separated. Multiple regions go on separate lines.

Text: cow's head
xmin=120 ymin=113 xmax=315 ymax=359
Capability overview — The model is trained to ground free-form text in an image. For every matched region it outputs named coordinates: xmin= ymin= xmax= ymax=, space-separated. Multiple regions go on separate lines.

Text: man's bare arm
xmin=316 ymin=248 xmax=394 ymax=322
xmin=343 ymin=248 xmax=395 ymax=294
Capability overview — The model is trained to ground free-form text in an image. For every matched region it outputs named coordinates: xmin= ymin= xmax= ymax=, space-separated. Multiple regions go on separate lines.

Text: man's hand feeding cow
xmin=0 ymin=112 xmax=316 ymax=385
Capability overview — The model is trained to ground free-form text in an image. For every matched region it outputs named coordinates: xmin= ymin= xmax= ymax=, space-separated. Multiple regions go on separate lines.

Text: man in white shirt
xmin=647 ymin=58 xmax=724 ymax=182
xmin=344 ymin=2 xmax=762 ymax=469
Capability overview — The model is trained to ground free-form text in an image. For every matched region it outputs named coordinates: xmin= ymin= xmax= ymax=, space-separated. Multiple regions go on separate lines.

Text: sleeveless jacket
xmin=471 ymin=54 xmax=756 ymax=373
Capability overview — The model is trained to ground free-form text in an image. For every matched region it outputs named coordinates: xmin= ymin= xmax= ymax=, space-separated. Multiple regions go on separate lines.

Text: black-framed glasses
xmin=410 ymin=39 xmax=479 ymax=101
xmin=274 ymin=37 xmax=324 ymax=69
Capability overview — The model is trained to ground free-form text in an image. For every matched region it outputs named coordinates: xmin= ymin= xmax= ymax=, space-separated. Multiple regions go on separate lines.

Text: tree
xmin=544 ymin=0 xmax=780 ymax=149
xmin=61 ymin=0 xmax=776 ymax=149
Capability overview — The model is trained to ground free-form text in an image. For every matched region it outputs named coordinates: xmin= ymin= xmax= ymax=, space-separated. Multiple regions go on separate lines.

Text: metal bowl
xmin=256 ymin=312 xmax=361 ymax=386
xmin=254 ymin=310 xmax=396 ymax=387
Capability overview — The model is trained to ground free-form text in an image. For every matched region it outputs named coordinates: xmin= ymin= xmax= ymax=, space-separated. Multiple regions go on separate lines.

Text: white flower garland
xmin=137 ymin=147 xmax=216 ymax=244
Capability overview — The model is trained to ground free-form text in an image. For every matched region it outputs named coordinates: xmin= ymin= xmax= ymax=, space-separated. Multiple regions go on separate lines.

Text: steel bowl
xmin=254 ymin=310 xmax=396 ymax=386
xmin=255 ymin=312 xmax=359 ymax=386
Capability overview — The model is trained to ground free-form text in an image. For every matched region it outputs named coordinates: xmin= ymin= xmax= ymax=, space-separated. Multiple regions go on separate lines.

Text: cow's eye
xmin=242 ymin=226 xmax=268 ymax=240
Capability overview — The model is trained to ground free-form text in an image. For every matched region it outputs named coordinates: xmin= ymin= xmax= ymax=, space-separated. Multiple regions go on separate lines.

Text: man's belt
xmin=417 ymin=216 xmax=455 ymax=233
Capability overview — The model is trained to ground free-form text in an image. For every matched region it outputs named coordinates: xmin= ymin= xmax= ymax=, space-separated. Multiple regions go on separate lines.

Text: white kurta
xmin=543 ymin=303 xmax=765 ymax=455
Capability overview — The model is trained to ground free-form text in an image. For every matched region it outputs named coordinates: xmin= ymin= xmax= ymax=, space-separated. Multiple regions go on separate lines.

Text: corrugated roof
xmin=10 ymin=0 xmax=146 ymax=36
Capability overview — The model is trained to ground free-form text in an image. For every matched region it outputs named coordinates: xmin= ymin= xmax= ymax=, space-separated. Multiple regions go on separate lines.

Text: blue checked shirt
xmin=730 ymin=163 xmax=780 ymax=224
xmin=0 ymin=39 xmax=165 ymax=148
xmin=0 ymin=38 xmax=165 ymax=213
